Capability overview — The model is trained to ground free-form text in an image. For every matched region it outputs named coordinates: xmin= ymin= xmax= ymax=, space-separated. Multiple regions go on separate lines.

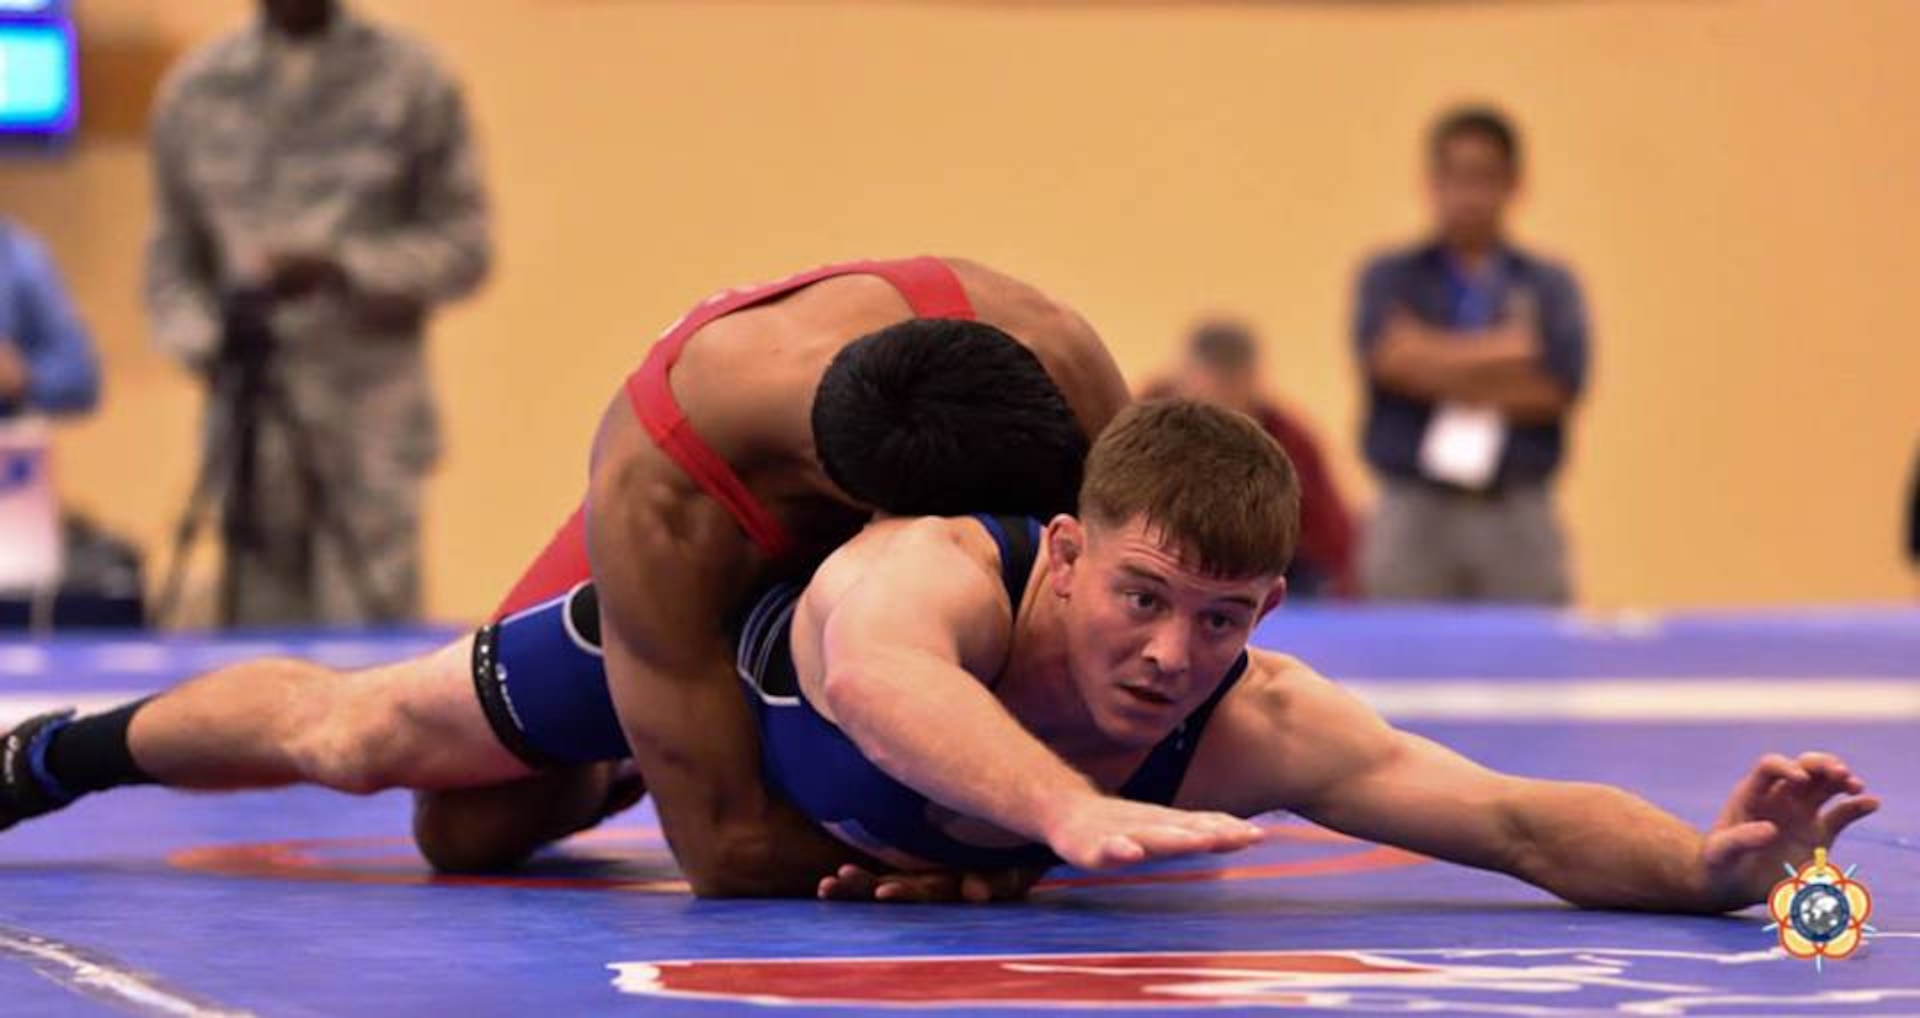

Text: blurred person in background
xmin=1351 ymin=104 xmax=1589 ymax=604
xmin=0 ymin=217 xmax=112 ymax=615
xmin=0 ymin=218 xmax=98 ymax=420
xmin=144 ymin=0 xmax=491 ymax=625
xmin=1907 ymin=441 xmax=1918 ymax=583
xmin=1143 ymin=319 xmax=1356 ymax=598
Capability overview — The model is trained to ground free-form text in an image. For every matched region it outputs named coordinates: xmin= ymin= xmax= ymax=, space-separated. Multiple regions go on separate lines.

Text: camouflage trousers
xmin=215 ymin=395 xmax=427 ymax=627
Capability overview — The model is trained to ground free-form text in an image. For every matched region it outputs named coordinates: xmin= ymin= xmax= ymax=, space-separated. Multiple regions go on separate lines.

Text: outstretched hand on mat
xmin=812 ymin=796 xmax=1264 ymax=903
xmin=1042 ymin=794 xmax=1266 ymax=871
xmin=1701 ymin=751 xmax=1880 ymax=906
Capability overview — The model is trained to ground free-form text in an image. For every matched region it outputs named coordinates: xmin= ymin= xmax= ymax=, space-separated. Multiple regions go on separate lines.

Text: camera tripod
xmin=155 ymin=290 xmax=392 ymax=626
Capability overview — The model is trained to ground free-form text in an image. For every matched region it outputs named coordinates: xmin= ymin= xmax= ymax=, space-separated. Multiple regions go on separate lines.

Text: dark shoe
xmin=0 ymin=710 xmax=76 ymax=832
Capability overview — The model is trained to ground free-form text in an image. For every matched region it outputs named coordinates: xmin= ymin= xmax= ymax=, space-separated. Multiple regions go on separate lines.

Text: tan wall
xmin=4 ymin=0 xmax=1916 ymax=622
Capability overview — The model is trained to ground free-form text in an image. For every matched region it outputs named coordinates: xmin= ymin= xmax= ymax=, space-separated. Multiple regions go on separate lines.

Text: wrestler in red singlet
xmin=492 ymin=257 xmax=978 ymax=619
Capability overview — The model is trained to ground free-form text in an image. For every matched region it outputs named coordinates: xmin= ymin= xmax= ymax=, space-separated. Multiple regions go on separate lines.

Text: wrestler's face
xmin=1046 ymin=514 xmax=1284 ymax=749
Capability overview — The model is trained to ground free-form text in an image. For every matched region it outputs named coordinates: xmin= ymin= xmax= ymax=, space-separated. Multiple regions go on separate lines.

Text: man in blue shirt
xmin=1351 ymin=106 xmax=1589 ymax=603
xmin=0 ymin=219 xmax=99 ymax=418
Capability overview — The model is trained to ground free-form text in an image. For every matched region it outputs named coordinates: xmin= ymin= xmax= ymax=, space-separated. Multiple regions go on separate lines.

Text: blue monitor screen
xmin=0 ymin=20 xmax=75 ymax=136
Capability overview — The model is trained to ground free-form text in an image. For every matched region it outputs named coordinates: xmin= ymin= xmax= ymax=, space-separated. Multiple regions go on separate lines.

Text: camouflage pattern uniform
xmin=144 ymin=7 xmax=490 ymax=625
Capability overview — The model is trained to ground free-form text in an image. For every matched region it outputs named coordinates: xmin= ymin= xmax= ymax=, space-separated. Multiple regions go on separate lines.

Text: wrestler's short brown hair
xmin=1079 ymin=399 xmax=1299 ymax=578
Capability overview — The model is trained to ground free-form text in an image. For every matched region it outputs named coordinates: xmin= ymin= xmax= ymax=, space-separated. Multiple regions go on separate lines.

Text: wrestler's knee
xmin=411 ymin=767 xmax=622 ymax=873
xmin=412 ymin=787 xmax=544 ymax=872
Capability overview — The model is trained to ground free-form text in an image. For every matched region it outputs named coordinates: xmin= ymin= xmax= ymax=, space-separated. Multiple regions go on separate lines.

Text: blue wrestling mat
xmin=1 ymin=606 xmax=1915 ymax=1016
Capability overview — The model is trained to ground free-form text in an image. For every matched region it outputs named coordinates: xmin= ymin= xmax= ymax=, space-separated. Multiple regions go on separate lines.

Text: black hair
xmin=1429 ymin=104 xmax=1521 ymax=172
xmin=812 ymin=318 xmax=1090 ymax=518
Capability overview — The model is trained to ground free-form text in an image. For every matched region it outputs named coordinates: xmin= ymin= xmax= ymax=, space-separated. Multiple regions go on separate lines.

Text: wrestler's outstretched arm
xmin=1187 ymin=656 xmax=1881 ymax=914
xmin=585 ymin=409 xmax=865 ymax=898
xmin=803 ymin=520 xmax=1264 ymax=872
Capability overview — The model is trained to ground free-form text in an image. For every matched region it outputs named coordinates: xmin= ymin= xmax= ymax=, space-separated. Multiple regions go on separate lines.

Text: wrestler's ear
xmin=1258 ymin=577 xmax=1288 ymax=620
xmin=1045 ymin=515 xmax=1086 ymax=598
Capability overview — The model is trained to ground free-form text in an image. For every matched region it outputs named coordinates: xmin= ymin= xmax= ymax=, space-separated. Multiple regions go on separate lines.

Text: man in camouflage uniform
xmin=144 ymin=0 xmax=490 ymax=625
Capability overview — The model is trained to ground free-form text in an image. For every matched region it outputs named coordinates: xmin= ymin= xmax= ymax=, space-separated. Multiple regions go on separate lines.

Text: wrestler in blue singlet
xmin=474 ymin=514 xmax=1247 ymax=870
xmin=730 ymin=514 xmax=1249 ymax=871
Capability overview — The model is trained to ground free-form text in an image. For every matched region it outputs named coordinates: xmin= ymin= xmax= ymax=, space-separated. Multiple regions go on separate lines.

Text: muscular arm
xmin=804 ymin=523 xmax=1097 ymax=844
xmin=945 ymin=257 xmax=1132 ymax=440
xmin=1045 ymin=305 xmax=1133 ymax=439
xmin=584 ymin=410 xmax=860 ymax=898
xmin=1196 ymin=660 xmax=1738 ymax=914
xmin=1301 ymin=705 xmax=1718 ymax=912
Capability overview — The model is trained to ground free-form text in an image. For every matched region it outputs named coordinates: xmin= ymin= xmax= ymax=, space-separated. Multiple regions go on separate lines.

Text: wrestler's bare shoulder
xmin=1174 ymin=650 xmax=1389 ymax=813
xmin=943 ymin=256 xmax=1127 ymax=433
xmin=805 ymin=516 xmax=1005 ymax=612
xmin=943 ymin=257 xmax=1081 ymax=332
xmin=1220 ymin=650 xmax=1333 ymax=723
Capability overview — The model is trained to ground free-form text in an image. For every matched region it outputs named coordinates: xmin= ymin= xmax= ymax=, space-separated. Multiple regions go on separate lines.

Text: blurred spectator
xmin=1907 ymin=440 xmax=1918 ymax=575
xmin=144 ymin=0 xmax=491 ymax=625
xmin=1144 ymin=320 xmax=1357 ymax=599
xmin=1351 ymin=105 xmax=1589 ymax=604
xmin=0 ymin=217 xmax=98 ymax=597
xmin=0 ymin=218 xmax=99 ymax=419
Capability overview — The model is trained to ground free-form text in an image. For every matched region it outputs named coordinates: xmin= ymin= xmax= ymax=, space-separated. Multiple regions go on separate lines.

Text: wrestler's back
xmin=671 ymin=258 xmax=1125 ymax=489
xmin=588 ymin=259 xmax=1128 ymax=570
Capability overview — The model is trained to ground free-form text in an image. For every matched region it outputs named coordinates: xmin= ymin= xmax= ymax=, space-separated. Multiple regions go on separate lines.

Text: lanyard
xmin=1445 ymin=255 xmax=1506 ymax=330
